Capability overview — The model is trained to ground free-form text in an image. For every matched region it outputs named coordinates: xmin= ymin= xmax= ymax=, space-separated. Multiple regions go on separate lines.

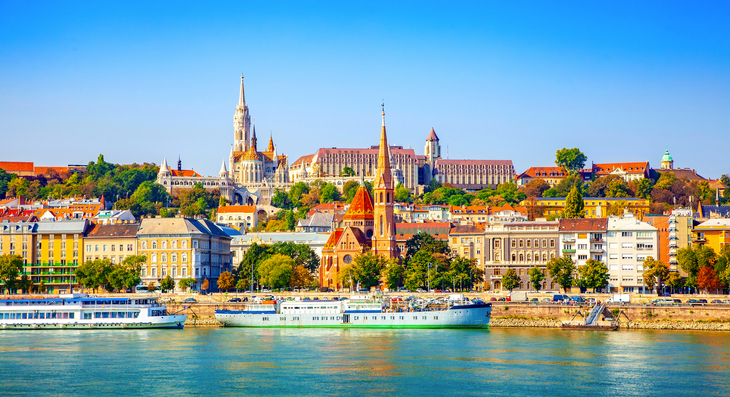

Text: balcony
xmin=590 ymin=238 xmax=604 ymax=243
xmin=562 ymin=238 xmax=576 ymax=243
xmin=562 ymin=249 xmax=576 ymax=254
xmin=589 ymin=248 xmax=603 ymax=253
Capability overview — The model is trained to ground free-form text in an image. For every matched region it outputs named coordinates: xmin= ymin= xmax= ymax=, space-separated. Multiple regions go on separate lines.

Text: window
xmin=86 ymin=244 xmax=91 ymax=251
xmin=607 ymin=232 xmax=617 ymax=238
xmin=141 ymin=241 xmax=147 ymax=249
xmin=95 ymin=245 xmax=99 ymax=252
xmin=578 ymin=255 xmax=588 ymax=260
xmin=622 ymin=265 xmax=634 ymax=270
xmin=511 ymin=240 xmax=516 ymax=248
xmin=577 ymin=244 xmax=587 ymax=250
xmin=621 ymin=232 xmax=633 ymax=237
xmin=609 ymin=243 xmax=617 ymax=249
xmin=111 ymin=244 xmax=115 ymax=252
xmin=621 ymin=243 xmax=633 ymax=249
xmin=526 ymin=240 xmax=531 ymax=248
xmin=550 ymin=240 xmax=555 ymax=248
xmin=127 ymin=244 xmax=133 ymax=251
xmin=622 ymin=254 xmax=633 ymax=260
xmin=182 ymin=253 xmax=187 ymax=262
xmin=494 ymin=268 xmax=501 ymax=276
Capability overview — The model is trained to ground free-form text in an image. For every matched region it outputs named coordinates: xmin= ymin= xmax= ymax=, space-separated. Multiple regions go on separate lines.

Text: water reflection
xmin=1 ymin=328 xmax=729 ymax=396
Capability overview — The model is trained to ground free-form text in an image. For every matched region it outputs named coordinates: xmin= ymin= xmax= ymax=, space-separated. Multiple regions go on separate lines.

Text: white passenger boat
xmin=0 ymin=294 xmax=187 ymax=330
xmin=215 ymin=294 xmax=491 ymax=329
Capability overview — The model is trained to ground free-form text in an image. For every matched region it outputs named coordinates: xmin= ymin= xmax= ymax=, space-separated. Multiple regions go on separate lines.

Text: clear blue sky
xmin=1 ymin=1 xmax=729 ymax=178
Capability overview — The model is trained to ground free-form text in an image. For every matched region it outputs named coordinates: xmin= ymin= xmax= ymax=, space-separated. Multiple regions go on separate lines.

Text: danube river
xmin=1 ymin=328 xmax=729 ymax=396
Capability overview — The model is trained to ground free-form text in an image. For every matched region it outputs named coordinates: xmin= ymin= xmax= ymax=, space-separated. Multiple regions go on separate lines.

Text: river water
xmin=1 ymin=327 xmax=728 ymax=396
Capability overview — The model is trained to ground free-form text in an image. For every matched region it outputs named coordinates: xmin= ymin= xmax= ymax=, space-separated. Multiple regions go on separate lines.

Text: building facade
xmin=0 ymin=219 xmax=90 ymax=294
xmin=523 ymin=197 xmax=651 ymax=219
xmin=605 ymin=213 xmax=658 ymax=293
xmin=216 ymin=205 xmax=258 ymax=231
xmin=481 ymin=221 xmax=560 ymax=292
xmin=137 ymin=217 xmax=232 ymax=292
xmin=557 ymin=218 xmax=607 ymax=268
xmin=84 ymin=223 xmax=139 ymax=264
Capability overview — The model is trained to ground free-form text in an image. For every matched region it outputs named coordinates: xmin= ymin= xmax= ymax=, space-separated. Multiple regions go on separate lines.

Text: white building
xmin=558 ymin=218 xmax=607 ymax=269
xmin=606 ymin=212 xmax=658 ymax=293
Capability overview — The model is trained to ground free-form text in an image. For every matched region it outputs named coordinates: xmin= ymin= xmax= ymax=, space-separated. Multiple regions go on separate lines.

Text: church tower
xmin=233 ymin=74 xmax=251 ymax=152
xmin=425 ymin=127 xmax=441 ymax=163
xmin=372 ymin=106 xmax=397 ymax=258
xmin=660 ymin=150 xmax=674 ymax=170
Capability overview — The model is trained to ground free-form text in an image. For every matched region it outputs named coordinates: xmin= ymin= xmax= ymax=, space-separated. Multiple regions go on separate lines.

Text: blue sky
xmin=1 ymin=1 xmax=729 ymax=178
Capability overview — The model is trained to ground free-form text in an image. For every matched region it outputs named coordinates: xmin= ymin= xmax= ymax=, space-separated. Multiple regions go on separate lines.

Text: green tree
xmin=0 ymin=168 xmax=17 ymax=199
xmin=564 ymin=185 xmax=585 ymax=218
xmin=107 ymin=255 xmax=145 ymax=292
xmin=218 ymin=271 xmax=235 ymax=291
xmin=0 ymin=254 xmax=23 ymax=293
xmin=642 ymin=257 xmax=669 ymax=294
xmin=340 ymin=166 xmax=356 ymax=177
xmin=290 ymin=265 xmax=314 ymax=289
xmin=665 ymin=271 xmax=684 ymax=292
xmin=38 ymin=280 xmax=46 ymax=293
xmin=160 ymin=275 xmax=175 ymax=292
xmin=235 ymin=278 xmax=248 ymax=291
xmin=383 ymin=259 xmax=404 ymax=290
xmin=257 ymin=254 xmax=295 ymax=289
xmin=631 ymin=178 xmax=654 ymax=200
xmin=501 ymin=268 xmax=520 ymax=292
xmin=352 ymin=252 xmax=388 ymax=290
xmin=555 ymin=148 xmax=587 ymax=173
xmin=179 ymin=277 xmax=196 ymax=292
xmin=342 ymin=180 xmax=360 ymax=203
xmin=520 ymin=179 xmax=551 ymax=198
xmin=288 ymin=182 xmax=310 ymax=206
xmin=395 ymin=183 xmax=412 ymax=203
xmin=403 ymin=233 xmax=450 ymax=262
xmin=576 ymin=259 xmax=609 ymax=292
xmin=74 ymin=259 xmax=114 ymax=292
xmin=320 ymin=183 xmax=341 ymax=203
xmin=678 ymin=245 xmax=717 ymax=290
xmin=528 ymin=266 xmax=545 ymax=292
xmin=271 ymin=188 xmax=293 ymax=209
xmin=547 ymin=256 xmax=575 ymax=293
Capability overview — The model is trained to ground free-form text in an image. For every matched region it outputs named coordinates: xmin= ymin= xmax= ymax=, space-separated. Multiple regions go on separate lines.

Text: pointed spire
xmin=251 ymin=124 xmax=257 ymax=150
xmin=238 ymin=74 xmax=245 ymax=107
xmin=374 ymin=104 xmax=392 ymax=188
xmin=219 ymin=160 xmax=228 ymax=178
xmin=229 ymin=144 xmax=234 ymax=158
xmin=267 ymin=133 xmax=274 ymax=152
xmin=427 ymin=127 xmax=439 ymax=141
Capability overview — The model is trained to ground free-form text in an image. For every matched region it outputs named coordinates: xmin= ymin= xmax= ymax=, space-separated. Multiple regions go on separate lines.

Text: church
xmin=319 ymin=108 xmax=399 ymax=290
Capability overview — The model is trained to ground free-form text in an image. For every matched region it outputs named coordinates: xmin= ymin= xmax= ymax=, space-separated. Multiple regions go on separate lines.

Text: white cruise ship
xmin=215 ymin=295 xmax=491 ymax=329
xmin=0 ymin=294 xmax=187 ymax=330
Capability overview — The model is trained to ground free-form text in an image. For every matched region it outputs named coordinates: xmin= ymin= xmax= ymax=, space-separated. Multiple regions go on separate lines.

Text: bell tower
xmin=372 ymin=105 xmax=397 ymax=259
xmin=233 ymin=74 xmax=251 ymax=152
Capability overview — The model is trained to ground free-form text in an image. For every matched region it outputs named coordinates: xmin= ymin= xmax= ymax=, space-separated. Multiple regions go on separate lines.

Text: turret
xmin=158 ymin=158 xmax=171 ymax=177
xmin=219 ymin=160 xmax=229 ymax=178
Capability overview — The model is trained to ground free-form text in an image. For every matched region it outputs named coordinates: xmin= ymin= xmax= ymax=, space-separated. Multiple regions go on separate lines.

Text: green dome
xmin=661 ymin=150 xmax=673 ymax=162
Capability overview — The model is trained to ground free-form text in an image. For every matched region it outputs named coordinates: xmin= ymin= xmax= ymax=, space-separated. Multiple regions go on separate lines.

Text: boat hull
xmin=216 ymin=305 xmax=491 ymax=329
xmin=0 ymin=314 xmax=188 ymax=330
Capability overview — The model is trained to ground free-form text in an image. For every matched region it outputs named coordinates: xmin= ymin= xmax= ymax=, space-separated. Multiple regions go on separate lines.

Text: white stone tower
xmin=233 ymin=74 xmax=251 ymax=152
xmin=425 ymin=128 xmax=441 ymax=163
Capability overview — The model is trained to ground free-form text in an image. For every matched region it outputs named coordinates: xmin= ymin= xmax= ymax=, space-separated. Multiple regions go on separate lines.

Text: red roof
xmin=170 ymin=168 xmax=202 ymax=177
xmin=217 ymin=205 xmax=256 ymax=214
xmin=35 ymin=166 xmax=70 ymax=175
xmin=516 ymin=166 xmax=568 ymax=179
xmin=0 ymin=161 xmax=34 ymax=173
xmin=343 ymin=187 xmax=374 ymax=220
xmin=592 ymin=162 xmax=649 ymax=175
xmin=427 ymin=128 xmax=439 ymax=141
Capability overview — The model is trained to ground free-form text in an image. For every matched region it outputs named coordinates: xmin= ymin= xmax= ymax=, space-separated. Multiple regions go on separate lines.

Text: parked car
xmin=552 ymin=294 xmax=570 ymax=303
xmin=261 ymin=289 xmax=272 ymax=293
xmin=497 ymin=297 xmax=506 ymax=302
xmin=182 ymin=298 xmax=196 ymax=303
xmin=699 ymin=299 xmax=708 ymax=304
xmin=160 ymin=297 xmax=173 ymax=303
xmin=688 ymin=299 xmax=702 ymax=305
xmin=651 ymin=298 xmax=675 ymax=306
xmin=570 ymin=296 xmax=586 ymax=304
xmin=228 ymin=298 xmax=242 ymax=303
xmin=530 ymin=298 xmax=539 ymax=302
xmin=490 ymin=297 xmax=497 ymax=302
xmin=710 ymin=299 xmax=723 ymax=304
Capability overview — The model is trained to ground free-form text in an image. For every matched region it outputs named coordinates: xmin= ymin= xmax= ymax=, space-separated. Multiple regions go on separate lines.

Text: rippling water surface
xmin=1 ymin=327 xmax=729 ymax=396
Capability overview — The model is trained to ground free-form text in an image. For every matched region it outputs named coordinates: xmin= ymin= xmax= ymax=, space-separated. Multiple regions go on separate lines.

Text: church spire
xmin=251 ymin=124 xmax=257 ymax=150
xmin=238 ymin=74 xmax=245 ymax=106
xmin=374 ymin=104 xmax=392 ymax=189
xmin=267 ymin=133 xmax=275 ymax=152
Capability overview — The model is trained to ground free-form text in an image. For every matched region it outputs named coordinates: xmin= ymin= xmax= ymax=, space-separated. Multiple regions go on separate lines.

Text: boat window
xmin=95 ymin=312 xmax=101 ymax=319
xmin=434 ymin=316 xmax=438 ymax=320
xmin=69 ymin=313 xmax=74 ymax=319
xmin=399 ymin=316 xmax=404 ymax=320
xmin=423 ymin=316 xmax=427 ymax=320
xmin=83 ymin=313 xmax=92 ymax=319
xmin=354 ymin=316 xmax=359 ymax=320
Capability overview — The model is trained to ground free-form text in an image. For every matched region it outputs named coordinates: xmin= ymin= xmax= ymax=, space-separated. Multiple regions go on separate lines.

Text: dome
xmin=661 ymin=150 xmax=673 ymax=162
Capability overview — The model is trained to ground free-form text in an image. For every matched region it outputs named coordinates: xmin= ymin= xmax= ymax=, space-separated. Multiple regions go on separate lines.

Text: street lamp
xmin=427 ymin=262 xmax=431 ymax=293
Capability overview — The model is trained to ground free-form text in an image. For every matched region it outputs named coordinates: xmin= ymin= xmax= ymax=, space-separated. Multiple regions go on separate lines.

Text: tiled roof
xmin=343 ymin=187 xmax=374 ymax=220
xmin=516 ymin=166 xmax=568 ymax=178
xmin=217 ymin=205 xmax=256 ymax=214
xmin=435 ymin=159 xmax=513 ymax=166
xmin=558 ymin=218 xmax=608 ymax=232
xmin=427 ymin=128 xmax=439 ymax=141
xmin=450 ymin=225 xmax=484 ymax=234
xmin=169 ymin=168 xmax=202 ymax=177
xmin=0 ymin=161 xmax=34 ymax=172
xmin=87 ymin=223 xmax=140 ymax=238
xmin=34 ymin=166 xmax=70 ymax=175
xmin=592 ymin=162 xmax=649 ymax=175
xmin=291 ymin=154 xmax=314 ymax=167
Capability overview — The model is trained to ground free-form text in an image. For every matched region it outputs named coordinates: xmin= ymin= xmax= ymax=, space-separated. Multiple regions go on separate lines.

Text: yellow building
xmin=84 ymin=223 xmax=139 ymax=264
xmin=693 ymin=219 xmax=730 ymax=252
xmin=137 ymin=217 xmax=232 ymax=292
xmin=0 ymin=219 xmax=90 ymax=294
xmin=522 ymin=197 xmax=651 ymax=219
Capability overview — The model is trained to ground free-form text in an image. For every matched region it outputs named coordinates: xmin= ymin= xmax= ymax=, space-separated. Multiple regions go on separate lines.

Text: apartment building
xmin=558 ymin=218 xmax=608 ymax=268
xmin=137 ymin=217 xmax=233 ymax=292
xmin=606 ymin=213 xmax=658 ymax=293
xmin=0 ymin=219 xmax=90 ymax=294
xmin=84 ymin=223 xmax=139 ymax=264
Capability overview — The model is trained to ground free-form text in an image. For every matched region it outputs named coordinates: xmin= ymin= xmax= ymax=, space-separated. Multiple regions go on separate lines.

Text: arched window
xmin=152 ymin=267 xmax=157 ymax=276
xmin=171 ymin=253 xmax=177 ymax=262
xmin=172 ymin=241 xmax=177 ymax=249
xmin=161 ymin=253 xmax=167 ymax=262
xmin=511 ymin=254 xmax=516 ymax=261
xmin=182 ymin=240 xmax=187 ymax=249
xmin=527 ymin=253 xmax=531 ymax=261
xmin=386 ymin=192 xmax=390 ymax=203
xmin=151 ymin=253 xmax=157 ymax=263
xmin=161 ymin=241 xmax=167 ymax=249
xmin=182 ymin=267 xmax=187 ymax=276
xmin=182 ymin=253 xmax=187 ymax=262
xmin=379 ymin=215 xmax=383 ymax=235
xmin=519 ymin=254 xmax=524 ymax=262
xmin=152 ymin=241 xmax=157 ymax=249
xmin=141 ymin=241 xmax=147 ymax=250
xmin=380 ymin=192 xmax=383 ymax=203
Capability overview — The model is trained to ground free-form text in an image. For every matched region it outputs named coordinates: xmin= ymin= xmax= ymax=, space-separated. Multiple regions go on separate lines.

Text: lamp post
xmin=427 ymin=263 xmax=431 ymax=293
xmin=250 ymin=260 xmax=254 ymax=293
